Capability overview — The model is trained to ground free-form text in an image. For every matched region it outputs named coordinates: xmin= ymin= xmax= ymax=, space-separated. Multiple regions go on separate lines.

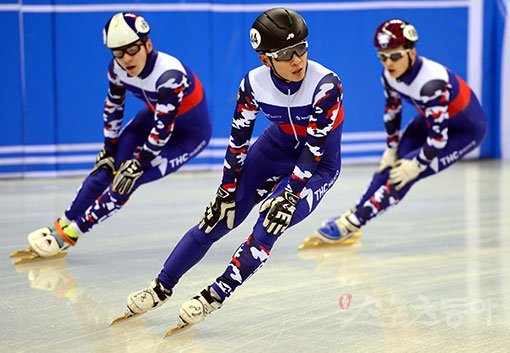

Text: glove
xmin=112 ymin=159 xmax=144 ymax=195
xmin=199 ymin=186 xmax=236 ymax=234
xmin=260 ymin=189 xmax=300 ymax=235
xmin=378 ymin=147 xmax=398 ymax=172
xmin=90 ymin=148 xmax=115 ymax=176
xmin=389 ymin=159 xmax=425 ymax=190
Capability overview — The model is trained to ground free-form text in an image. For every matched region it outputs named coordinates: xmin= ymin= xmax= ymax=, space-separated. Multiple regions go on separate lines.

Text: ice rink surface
xmin=1 ymin=160 xmax=509 ymax=353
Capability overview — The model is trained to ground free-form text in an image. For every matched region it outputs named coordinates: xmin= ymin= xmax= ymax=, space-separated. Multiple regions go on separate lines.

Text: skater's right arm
xmin=379 ymin=75 xmax=402 ymax=172
xmin=103 ymin=62 xmax=126 ymax=156
xmin=199 ymin=75 xmax=259 ymax=233
xmin=221 ymin=75 xmax=259 ymax=190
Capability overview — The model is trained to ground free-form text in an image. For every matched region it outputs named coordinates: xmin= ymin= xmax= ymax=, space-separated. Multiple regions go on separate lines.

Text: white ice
xmin=1 ymin=161 xmax=509 ymax=352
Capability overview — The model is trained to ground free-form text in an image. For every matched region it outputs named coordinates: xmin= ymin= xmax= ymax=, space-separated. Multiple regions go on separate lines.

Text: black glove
xmin=199 ymin=186 xmax=236 ymax=234
xmin=90 ymin=148 xmax=115 ymax=176
xmin=112 ymin=159 xmax=144 ymax=195
xmin=260 ymin=189 xmax=300 ymax=235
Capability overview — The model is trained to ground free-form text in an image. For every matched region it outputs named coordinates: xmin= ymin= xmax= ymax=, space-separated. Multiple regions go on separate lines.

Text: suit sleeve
xmin=381 ymin=75 xmax=403 ymax=149
xmin=220 ymin=75 xmax=260 ymax=191
xmin=103 ymin=61 xmax=126 ymax=154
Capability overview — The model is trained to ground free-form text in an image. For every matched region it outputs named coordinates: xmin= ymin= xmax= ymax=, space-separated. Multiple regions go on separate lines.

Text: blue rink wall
xmin=0 ymin=1 xmax=508 ymax=178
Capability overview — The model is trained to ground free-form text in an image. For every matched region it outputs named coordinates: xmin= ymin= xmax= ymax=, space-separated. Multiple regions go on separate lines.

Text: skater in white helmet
xmin=18 ymin=12 xmax=211 ymax=262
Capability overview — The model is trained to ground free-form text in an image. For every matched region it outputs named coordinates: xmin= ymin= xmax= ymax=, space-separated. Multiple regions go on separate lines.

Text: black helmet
xmin=250 ymin=8 xmax=308 ymax=52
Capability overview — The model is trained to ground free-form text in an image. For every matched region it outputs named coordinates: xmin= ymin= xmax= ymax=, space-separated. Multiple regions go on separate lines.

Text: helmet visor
xmin=265 ymin=41 xmax=308 ymax=61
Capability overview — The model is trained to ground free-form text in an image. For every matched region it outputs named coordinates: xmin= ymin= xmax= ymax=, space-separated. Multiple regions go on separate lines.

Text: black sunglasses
xmin=377 ymin=49 xmax=410 ymax=62
xmin=112 ymin=41 xmax=145 ymax=58
xmin=265 ymin=41 xmax=308 ymax=62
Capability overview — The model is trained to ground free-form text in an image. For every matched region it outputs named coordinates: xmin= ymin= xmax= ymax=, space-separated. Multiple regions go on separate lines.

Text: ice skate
xmin=10 ymin=247 xmax=67 ymax=265
xmin=299 ymin=210 xmax=362 ymax=249
xmin=111 ymin=278 xmax=172 ymax=325
xmin=164 ymin=318 xmax=193 ymax=337
xmin=11 ymin=220 xmax=77 ymax=265
xmin=165 ymin=286 xmax=223 ymax=336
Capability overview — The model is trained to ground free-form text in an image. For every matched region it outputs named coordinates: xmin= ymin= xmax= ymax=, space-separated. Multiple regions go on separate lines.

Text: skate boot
xmin=28 ymin=219 xmax=78 ymax=257
xmin=180 ymin=286 xmax=223 ymax=324
xmin=316 ymin=210 xmax=360 ymax=242
xmin=165 ymin=286 xmax=224 ymax=336
xmin=299 ymin=210 xmax=362 ymax=249
xmin=12 ymin=219 xmax=79 ymax=264
xmin=320 ymin=208 xmax=355 ymax=227
xmin=112 ymin=278 xmax=173 ymax=325
xmin=127 ymin=278 xmax=173 ymax=314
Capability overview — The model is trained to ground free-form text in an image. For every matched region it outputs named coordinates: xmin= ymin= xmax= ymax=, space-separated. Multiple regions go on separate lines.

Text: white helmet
xmin=103 ymin=12 xmax=150 ymax=49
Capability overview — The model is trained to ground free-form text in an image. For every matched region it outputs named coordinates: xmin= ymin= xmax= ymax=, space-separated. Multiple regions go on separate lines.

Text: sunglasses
xmin=265 ymin=41 xmax=308 ymax=62
xmin=112 ymin=41 xmax=145 ymax=58
xmin=377 ymin=49 xmax=410 ymax=62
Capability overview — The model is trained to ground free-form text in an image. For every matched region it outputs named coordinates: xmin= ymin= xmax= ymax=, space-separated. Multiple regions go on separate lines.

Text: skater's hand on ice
xmin=378 ymin=147 xmax=397 ymax=173
xmin=389 ymin=159 xmax=425 ymax=190
xmin=260 ymin=189 xmax=300 ymax=235
xmin=112 ymin=159 xmax=144 ymax=194
xmin=90 ymin=148 xmax=115 ymax=176
xmin=199 ymin=185 xmax=236 ymax=233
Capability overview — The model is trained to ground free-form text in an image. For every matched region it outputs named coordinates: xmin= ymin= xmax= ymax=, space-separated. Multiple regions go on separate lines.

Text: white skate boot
xmin=165 ymin=286 xmax=224 ymax=336
xmin=299 ymin=209 xmax=362 ymax=249
xmin=112 ymin=278 xmax=172 ymax=325
xmin=127 ymin=278 xmax=172 ymax=313
xmin=179 ymin=286 xmax=223 ymax=324
xmin=12 ymin=219 xmax=78 ymax=264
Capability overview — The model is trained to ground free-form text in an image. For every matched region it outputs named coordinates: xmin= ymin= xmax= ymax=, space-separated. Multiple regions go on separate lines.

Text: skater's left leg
xmin=207 ymin=170 xmax=338 ymax=303
xmin=177 ymin=170 xmax=338 ymax=324
xmin=63 ymin=169 xmax=114 ymax=223
xmin=156 ymin=135 xmax=283 ymax=291
xmin=130 ymin=135 xmax=281 ymax=315
xmin=353 ymin=115 xmax=427 ymax=213
xmin=26 ymin=110 xmax=153 ymax=257
xmin=315 ymin=115 xmax=429 ymax=241
xmin=29 ymin=132 xmax=209 ymax=258
xmin=354 ymin=113 xmax=486 ymax=227
xmin=74 ymin=131 xmax=210 ymax=235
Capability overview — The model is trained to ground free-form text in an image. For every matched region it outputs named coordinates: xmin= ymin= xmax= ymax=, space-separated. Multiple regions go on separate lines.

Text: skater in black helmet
xmin=121 ymin=8 xmax=347 ymax=332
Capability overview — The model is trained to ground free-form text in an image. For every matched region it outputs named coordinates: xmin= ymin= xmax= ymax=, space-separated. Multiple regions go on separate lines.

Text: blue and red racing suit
xmin=65 ymin=50 xmax=211 ymax=233
xmin=158 ymin=60 xmax=345 ymax=298
xmin=353 ymin=56 xmax=487 ymax=224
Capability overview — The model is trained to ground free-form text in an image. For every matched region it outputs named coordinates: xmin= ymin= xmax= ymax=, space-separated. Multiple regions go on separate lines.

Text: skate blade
xmin=302 ymin=232 xmax=362 ymax=243
xmin=165 ymin=321 xmax=192 ymax=337
xmin=10 ymin=249 xmax=34 ymax=257
xmin=298 ymin=233 xmax=362 ymax=250
xmin=10 ymin=249 xmax=67 ymax=265
xmin=110 ymin=311 xmax=145 ymax=326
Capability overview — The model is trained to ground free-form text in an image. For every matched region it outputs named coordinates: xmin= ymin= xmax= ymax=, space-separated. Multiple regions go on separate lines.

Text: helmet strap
xmin=397 ymin=53 xmax=414 ymax=80
xmin=268 ymin=58 xmax=290 ymax=83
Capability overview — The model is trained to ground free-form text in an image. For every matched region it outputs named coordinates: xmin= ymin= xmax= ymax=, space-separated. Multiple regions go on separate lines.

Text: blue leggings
xmin=158 ymin=126 xmax=341 ymax=298
xmin=64 ymin=100 xmax=211 ymax=233
xmin=353 ymin=98 xmax=487 ymax=225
